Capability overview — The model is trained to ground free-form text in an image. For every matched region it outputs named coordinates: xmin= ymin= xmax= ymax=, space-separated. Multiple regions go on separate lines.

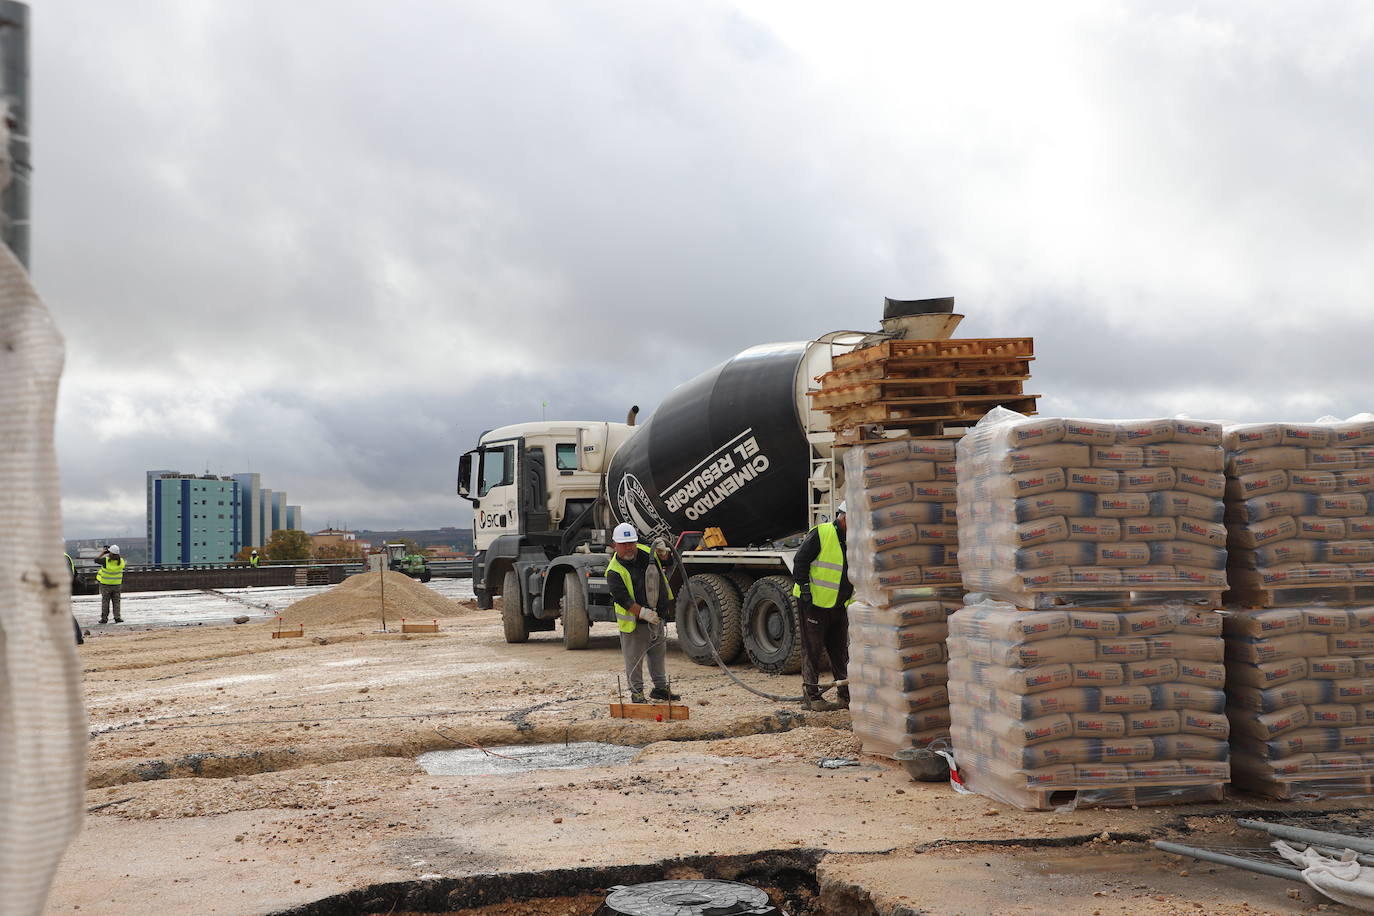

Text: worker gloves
xmin=638 ymin=607 xmax=661 ymax=627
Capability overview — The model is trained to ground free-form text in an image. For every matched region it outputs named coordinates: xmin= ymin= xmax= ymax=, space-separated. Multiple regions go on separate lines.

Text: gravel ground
xmin=44 ymin=576 xmax=1374 ymax=915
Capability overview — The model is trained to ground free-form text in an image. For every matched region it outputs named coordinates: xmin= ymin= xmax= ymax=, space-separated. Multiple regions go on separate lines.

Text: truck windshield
xmin=478 ymin=444 xmax=514 ymax=497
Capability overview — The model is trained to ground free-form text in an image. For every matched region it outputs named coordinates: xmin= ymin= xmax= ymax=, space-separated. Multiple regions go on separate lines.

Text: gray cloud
xmin=28 ymin=1 xmax=1374 ymax=537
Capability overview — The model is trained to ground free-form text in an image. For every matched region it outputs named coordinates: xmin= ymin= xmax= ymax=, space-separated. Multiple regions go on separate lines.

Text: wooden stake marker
xmin=272 ymin=616 xmax=304 ymax=639
xmin=610 ymin=703 xmax=690 ymax=721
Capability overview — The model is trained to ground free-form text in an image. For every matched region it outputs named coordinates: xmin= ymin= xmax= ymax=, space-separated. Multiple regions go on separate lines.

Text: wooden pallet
xmin=833 ymin=425 xmax=969 ymax=446
xmin=976 ymin=776 xmax=1225 ymax=811
xmin=1225 ymin=582 xmax=1374 ymax=609
xmin=827 ymin=394 xmax=1040 ymax=427
xmin=1231 ymin=771 xmax=1374 ymax=800
xmin=833 ymin=337 xmax=1035 ymax=370
xmin=809 ymin=376 xmax=1029 ymax=410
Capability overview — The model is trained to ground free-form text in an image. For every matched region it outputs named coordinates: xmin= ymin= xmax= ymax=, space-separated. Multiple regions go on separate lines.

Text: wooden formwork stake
xmin=271 ymin=615 xmax=304 ymax=639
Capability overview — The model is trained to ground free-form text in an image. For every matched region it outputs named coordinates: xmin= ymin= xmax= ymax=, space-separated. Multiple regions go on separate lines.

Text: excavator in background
xmin=382 ymin=542 xmax=432 ymax=583
xmin=457 ymin=298 xmax=967 ymax=674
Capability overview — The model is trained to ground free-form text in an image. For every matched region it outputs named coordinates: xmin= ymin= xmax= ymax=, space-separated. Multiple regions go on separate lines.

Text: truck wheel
xmin=561 ymin=570 xmax=590 ymax=650
xmin=741 ymin=575 xmax=803 ymax=675
xmin=676 ymin=573 xmax=744 ymax=666
xmin=420 ymin=570 xmax=432 ymax=583
xmin=501 ymin=569 xmax=528 ymax=644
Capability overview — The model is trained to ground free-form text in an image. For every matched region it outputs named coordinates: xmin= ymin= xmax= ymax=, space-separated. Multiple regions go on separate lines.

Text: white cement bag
xmin=1225 ymin=423 xmax=1285 ymax=451
xmin=1061 ymin=419 xmax=1117 ymax=445
xmin=1145 ymin=443 xmax=1224 ymax=470
xmin=1283 ymin=423 xmax=1333 ymax=448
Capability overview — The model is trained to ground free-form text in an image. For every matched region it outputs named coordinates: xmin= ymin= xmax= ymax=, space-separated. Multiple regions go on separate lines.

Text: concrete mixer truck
xmin=456 ymin=298 xmax=966 ymax=674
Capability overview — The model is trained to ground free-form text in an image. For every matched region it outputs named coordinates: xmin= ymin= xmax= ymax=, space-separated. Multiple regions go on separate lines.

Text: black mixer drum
xmin=606 ymin=342 xmax=813 ymax=546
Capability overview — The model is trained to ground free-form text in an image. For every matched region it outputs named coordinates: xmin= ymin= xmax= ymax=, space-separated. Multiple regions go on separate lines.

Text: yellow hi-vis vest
xmin=792 ymin=522 xmax=847 ymax=608
xmin=606 ymin=544 xmax=674 ymax=634
xmin=97 ymin=556 xmax=126 ymax=586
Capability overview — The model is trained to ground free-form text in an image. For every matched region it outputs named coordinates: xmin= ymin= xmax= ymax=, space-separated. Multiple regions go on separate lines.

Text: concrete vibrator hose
xmin=667 ymin=541 xmax=845 ymax=704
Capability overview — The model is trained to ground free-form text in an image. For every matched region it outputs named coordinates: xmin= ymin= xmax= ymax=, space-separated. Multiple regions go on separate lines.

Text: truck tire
xmin=741 ymin=575 xmax=803 ymax=675
xmin=676 ymin=573 xmax=744 ymax=666
xmin=561 ymin=570 xmax=590 ymax=650
xmin=723 ymin=571 xmax=757 ymax=602
xmin=419 ymin=570 xmax=433 ymax=583
xmin=501 ymin=568 xmax=529 ymax=644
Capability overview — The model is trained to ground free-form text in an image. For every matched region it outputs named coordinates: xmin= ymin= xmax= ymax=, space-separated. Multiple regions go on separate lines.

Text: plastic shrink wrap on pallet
xmin=1223 ymin=416 xmax=1374 ymax=602
xmin=946 ymin=600 xmax=1229 ymax=809
xmin=1224 ymin=605 xmax=1374 ymax=798
xmin=843 ymin=440 xmax=962 ymax=757
xmin=956 ymin=409 xmax=1228 ymax=608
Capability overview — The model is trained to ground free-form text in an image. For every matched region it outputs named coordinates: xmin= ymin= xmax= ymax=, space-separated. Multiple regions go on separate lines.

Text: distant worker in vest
xmin=605 ymin=523 xmax=681 ymax=704
xmin=66 ymin=552 xmax=83 ymax=645
xmin=791 ymin=501 xmax=852 ymax=711
xmin=250 ymin=549 xmax=261 ymax=567
xmin=96 ymin=544 xmax=126 ymax=624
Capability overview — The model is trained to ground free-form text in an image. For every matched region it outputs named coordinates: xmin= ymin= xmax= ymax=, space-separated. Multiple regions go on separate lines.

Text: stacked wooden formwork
xmin=811 ymin=338 xmax=1038 ymax=445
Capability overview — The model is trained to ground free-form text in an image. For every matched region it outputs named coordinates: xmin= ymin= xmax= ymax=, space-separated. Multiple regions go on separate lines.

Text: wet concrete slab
xmin=417 ymin=741 xmax=640 ymax=776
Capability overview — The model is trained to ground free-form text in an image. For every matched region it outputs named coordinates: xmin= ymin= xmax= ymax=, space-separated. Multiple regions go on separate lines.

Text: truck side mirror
xmin=457 ymin=450 xmax=478 ymax=504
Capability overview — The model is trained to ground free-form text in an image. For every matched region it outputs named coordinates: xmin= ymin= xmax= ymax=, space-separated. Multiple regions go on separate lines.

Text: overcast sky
xmin=28 ymin=0 xmax=1374 ymax=539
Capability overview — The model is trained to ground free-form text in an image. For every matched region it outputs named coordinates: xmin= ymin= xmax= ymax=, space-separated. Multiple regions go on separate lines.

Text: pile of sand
xmin=273 ymin=570 xmax=468 ymax=628
xmin=635 ymin=726 xmax=862 ymax=763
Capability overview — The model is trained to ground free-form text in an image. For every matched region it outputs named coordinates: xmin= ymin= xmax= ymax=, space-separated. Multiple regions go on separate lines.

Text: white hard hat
xmin=108 ymin=544 xmax=121 ymax=555
xmin=612 ymin=522 xmax=638 ymax=544
xmin=836 ymin=501 xmax=847 ymax=515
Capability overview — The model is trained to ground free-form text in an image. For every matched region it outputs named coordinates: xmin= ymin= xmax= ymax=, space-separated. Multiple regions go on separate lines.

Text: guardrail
xmin=73 ymin=557 xmax=473 ymax=594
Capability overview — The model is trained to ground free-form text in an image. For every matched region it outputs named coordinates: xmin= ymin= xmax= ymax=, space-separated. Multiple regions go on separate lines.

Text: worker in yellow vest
xmin=250 ymin=549 xmax=261 ymax=567
xmin=605 ymin=522 xmax=680 ymax=704
xmin=791 ymin=502 xmax=852 ymax=711
xmin=97 ymin=544 xmax=126 ymax=624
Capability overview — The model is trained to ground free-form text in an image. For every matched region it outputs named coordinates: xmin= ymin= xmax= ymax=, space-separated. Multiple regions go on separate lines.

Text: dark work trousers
xmin=799 ymin=600 xmax=850 ymax=703
xmin=100 ymin=584 xmax=122 ymax=622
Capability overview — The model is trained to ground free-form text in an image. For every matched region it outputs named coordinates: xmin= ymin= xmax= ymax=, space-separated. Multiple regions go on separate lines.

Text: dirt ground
xmin=45 ymin=574 xmax=1374 ymax=915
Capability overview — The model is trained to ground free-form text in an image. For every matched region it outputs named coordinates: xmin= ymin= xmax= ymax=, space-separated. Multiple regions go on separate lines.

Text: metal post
xmin=0 ymin=2 xmax=28 ymax=268
xmin=1152 ymin=841 xmax=1304 ymax=882
xmin=1236 ymin=818 xmax=1374 ymax=857
xmin=379 ymin=557 xmax=387 ymax=631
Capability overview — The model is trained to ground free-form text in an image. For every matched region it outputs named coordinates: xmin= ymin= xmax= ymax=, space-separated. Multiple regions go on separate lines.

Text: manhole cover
xmin=417 ymin=741 xmax=639 ymax=776
xmin=603 ymin=878 xmax=780 ymax=915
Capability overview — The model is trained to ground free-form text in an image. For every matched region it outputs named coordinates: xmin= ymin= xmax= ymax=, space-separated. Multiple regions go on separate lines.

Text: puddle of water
xmin=417 ymin=741 xmax=640 ymax=776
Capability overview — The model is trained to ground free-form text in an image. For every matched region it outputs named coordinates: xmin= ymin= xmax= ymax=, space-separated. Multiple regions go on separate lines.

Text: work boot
xmin=113 ymin=618 xmax=123 ymax=623
xmin=99 ymin=617 xmax=108 ymax=624
xmin=629 ymin=691 xmax=648 ymax=704
xmin=649 ymin=686 xmax=681 ymax=701
xmin=803 ymin=697 xmax=841 ymax=712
